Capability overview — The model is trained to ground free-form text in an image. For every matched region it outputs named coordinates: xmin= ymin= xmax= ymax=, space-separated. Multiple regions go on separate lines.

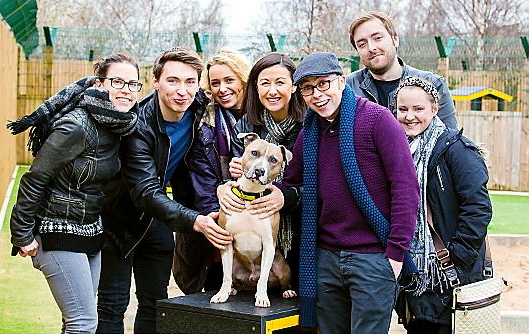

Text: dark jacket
xmin=102 ymin=91 xmax=205 ymax=259
xmin=346 ymin=58 xmax=458 ymax=129
xmin=188 ymin=105 xmax=239 ymax=215
xmin=398 ymin=128 xmax=493 ymax=326
xmin=231 ymin=114 xmax=302 ymax=157
xmin=176 ymin=105 xmax=240 ymax=294
xmin=11 ymin=107 xmax=121 ymax=255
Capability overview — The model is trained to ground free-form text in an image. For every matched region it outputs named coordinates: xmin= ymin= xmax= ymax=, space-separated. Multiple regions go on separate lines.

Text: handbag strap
xmin=426 ymin=205 xmax=493 ymax=288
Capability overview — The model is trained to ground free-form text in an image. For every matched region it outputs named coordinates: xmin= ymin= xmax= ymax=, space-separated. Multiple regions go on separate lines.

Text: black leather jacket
xmin=11 ymin=108 xmax=121 ymax=254
xmin=102 ymin=91 xmax=205 ymax=258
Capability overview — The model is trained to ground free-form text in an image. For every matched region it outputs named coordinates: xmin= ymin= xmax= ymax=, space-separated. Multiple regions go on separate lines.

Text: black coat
xmin=102 ymin=91 xmax=205 ymax=259
xmin=398 ymin=128 xmax=493 ymax=326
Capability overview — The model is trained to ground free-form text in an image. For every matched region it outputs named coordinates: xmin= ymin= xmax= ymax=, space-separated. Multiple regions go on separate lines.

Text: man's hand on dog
xmin=217 ymin=181 xmax=284 ymax=218
xmin=193 ymin=212 xmax=233 ymax=250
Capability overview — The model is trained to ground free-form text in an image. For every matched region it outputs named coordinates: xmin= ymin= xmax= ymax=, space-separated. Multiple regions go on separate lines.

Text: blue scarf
xmin=299 ymin=84 xmax=418 ymax=327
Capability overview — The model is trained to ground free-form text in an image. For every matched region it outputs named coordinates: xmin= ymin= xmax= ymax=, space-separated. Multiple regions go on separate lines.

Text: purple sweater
xmin=283 ymin=96 xmax=419 ymax=262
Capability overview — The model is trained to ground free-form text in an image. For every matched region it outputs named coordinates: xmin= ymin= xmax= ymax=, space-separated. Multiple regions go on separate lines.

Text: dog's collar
xmin=231 ymin=187 xmax=271 ymax=201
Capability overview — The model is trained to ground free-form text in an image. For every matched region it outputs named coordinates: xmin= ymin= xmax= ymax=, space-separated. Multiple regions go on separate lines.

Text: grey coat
xmin=346 ymin=58 xmax=458 ymax=129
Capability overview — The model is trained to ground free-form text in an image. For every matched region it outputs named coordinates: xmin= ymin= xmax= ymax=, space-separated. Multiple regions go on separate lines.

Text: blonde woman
xmin=173 ymin=49 xmax=252 ymax=294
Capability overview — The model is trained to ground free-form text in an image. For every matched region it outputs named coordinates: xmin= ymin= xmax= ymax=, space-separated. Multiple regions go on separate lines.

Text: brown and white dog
xmin=210 ymin=133 xmax=297 ymax=307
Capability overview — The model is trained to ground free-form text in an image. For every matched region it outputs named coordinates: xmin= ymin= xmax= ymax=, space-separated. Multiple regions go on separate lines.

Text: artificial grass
xmin=488 ymin=193 xmax=529 ymax=234
xmin=0 ymin=166 xmax=527 ymax=332
xmin=0 ymin=166 xmax=59 ymax=333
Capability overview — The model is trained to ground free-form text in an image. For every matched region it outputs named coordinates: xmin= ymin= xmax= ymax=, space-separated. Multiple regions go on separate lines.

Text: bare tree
xmin=255 ymin=0 xmax=410 ymax=56
xmin=37 ymin=0 xmax=225 ymax=59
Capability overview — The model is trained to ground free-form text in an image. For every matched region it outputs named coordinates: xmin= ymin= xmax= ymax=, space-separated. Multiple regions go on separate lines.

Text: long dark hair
xmin=242 ymin=52 xmax=305 ymax=126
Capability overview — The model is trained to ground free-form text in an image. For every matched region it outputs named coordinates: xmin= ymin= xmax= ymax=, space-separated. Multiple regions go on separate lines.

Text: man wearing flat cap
xmin=279 ymin=52 xmax=420 ymax=333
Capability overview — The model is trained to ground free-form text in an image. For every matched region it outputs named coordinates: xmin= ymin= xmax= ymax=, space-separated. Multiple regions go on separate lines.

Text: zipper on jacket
xmin=436 ymin=165 xmax=445 ymax=191
xmin=51 ymin=194 xmax=84 ymax=207
xmin=125 ymin=216 xmax=153 ymax=258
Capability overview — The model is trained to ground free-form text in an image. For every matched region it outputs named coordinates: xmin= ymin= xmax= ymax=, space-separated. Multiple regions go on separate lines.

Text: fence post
xmin=192 ymin=32 xmax=203 ymax=55
xmin=435 ymin=36 xmax=450 ymax=85
xmin=266 ymin=33 xmax=276 ymax=52
xmin=43 ymin=27 xmax=53 ymax=99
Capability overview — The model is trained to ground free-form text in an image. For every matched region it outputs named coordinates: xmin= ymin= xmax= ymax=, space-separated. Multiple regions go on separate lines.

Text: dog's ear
xmin=237 ymin=132 xmax=259 ymax=147
xmin=280 ymin=146 xmax=293 ymax=165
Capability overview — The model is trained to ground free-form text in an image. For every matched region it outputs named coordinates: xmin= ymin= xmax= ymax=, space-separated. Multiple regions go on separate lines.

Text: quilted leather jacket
xmin=11 ymin=107 xmax=122 ymax=255
xmin=102 ymin=91 xmax=205 ymax=258
xmin=346 ymin=57 xmax=458 ymax=129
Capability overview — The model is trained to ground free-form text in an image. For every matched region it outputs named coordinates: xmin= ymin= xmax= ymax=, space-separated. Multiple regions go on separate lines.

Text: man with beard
xmin=346 ymin=11 xmax=457 ymax=129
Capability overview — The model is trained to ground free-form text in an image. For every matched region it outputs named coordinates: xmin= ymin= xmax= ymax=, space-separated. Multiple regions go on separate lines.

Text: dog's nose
xmin=254 ymin=168 xmax=265 ymax=177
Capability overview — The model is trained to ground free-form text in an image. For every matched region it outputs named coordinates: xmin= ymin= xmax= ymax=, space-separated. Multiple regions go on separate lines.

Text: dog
xmin=210 ymin=133 xmax=297 ymax=307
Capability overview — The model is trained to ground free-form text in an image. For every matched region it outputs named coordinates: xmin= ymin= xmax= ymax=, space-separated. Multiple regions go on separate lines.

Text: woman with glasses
xmin=8 ymin=52 xmax=140 ymax=334
xmin=172 ymin=48 xmax=251 ymax=294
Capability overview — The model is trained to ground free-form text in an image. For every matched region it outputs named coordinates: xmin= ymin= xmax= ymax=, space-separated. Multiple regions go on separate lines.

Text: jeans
xmin=32 ymin=235 xmax=100 ymax=334
xmin=96 ymin=220 xmax=174 ymax=334
xmin=316 ymin=248 xmax=398 ymax=334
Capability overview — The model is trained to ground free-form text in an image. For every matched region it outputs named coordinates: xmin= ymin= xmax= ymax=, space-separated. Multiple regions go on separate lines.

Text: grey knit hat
xmin=293 ymin=52 xmax=343 ymax=85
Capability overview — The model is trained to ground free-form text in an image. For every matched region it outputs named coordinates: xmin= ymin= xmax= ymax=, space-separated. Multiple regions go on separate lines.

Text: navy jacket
xmin=397 ymin=128 xmax=493 ymax=326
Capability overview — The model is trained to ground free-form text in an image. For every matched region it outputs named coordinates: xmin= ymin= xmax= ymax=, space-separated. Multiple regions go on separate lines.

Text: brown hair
xmin=242 ymin=52 xmax=305 ymax=126
xmin=348 ymin=11 xmax=398 ymax=50
xmin=152 ymin=47 xmax=204 ymax=80
xmin=93 ymin=52 xmax=140 ymax=78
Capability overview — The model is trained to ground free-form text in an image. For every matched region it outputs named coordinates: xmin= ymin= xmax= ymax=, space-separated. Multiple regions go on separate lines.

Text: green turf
xmin=0 ymin=166 xmax=527 ymax=331
xmin=488 ymin=193 xmax=529 ymax=234
xmin=0 ymin=166 xmax=60 ymax=333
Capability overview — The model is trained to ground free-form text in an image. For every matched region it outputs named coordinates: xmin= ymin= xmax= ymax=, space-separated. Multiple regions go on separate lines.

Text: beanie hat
xmin=293 ymin=52 xmax=343 ymax=85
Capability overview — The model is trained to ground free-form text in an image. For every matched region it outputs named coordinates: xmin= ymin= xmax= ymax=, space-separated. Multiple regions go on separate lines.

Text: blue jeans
xmin=316 ymin=248 xmax=398 ymax=334
xmin=96 ymin=220 xmax=174 ymax=334
xmin=32 ymin=235 xmax=100 ymax=334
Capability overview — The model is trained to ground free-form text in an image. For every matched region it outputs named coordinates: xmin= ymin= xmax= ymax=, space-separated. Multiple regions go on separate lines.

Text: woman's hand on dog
xmin=250 ymin=184 xmax=284 ymax=218
xmin=217 ymin=181 xmax=245 ymax=213
xmin=229 ymin=157 xmax=243 ymax=179
xmin=193 ymin=212 xmax=233 ymax=249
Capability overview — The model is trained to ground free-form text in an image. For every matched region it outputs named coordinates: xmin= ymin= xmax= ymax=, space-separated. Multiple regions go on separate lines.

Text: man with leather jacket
xmin=346 ymin=11 xmax=457 ymax=129
xmin=96 ymin=47 xmax=232 ymax=334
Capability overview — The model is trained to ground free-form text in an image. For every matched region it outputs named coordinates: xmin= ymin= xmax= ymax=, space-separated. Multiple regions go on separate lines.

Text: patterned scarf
xmin=299 ymin=84 xmax=418 ymax=327
xmin=7 ymin=76 xmax=137 ymax=156
xmin=262 ymin=109 xmax=297 ymax=257
xmin=406 ymin=115 xmax=449 ymax=295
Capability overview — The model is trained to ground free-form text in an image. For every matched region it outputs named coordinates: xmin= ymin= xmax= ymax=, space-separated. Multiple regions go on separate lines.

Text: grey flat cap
xmin=293 ymin=52 xmax=343 ymax=85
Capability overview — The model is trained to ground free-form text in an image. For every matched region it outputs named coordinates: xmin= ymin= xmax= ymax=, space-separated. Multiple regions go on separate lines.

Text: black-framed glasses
xmin=299 ymin=76 xmax=340 ymax=96
xmin=100 ymin=77 xmax=143 ymax=92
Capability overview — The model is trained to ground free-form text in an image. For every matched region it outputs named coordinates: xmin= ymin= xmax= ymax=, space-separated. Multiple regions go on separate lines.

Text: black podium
xmin=157 ymin=291 xmax=299 ymax=333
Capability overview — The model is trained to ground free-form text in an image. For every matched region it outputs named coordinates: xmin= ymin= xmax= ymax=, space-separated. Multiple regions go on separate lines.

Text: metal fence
xmin=4 ymin=25 xmax=529 ymax=190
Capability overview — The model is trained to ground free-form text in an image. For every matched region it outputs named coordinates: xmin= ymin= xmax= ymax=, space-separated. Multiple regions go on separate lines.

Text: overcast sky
xmin=219 ymin=0 xmax=262 ymax=34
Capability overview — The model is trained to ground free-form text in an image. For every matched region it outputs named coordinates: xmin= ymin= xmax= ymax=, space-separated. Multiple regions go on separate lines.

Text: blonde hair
xmin=200 ymin=48 xmax=251 ymax=100
xmin=199 ymin=49 xmax=251 ymax=125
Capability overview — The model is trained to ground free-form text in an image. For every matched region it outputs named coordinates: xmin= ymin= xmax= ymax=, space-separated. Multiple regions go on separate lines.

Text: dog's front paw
xmin=230 ymin=288 xmax=238 ymax=296
xmin=282 ymin=289 xmax=297 ymax=299
xmin=210 ymin=289 xmax=231 ymax=304
xmin=255 ymin=292 xmax=271 ymax=307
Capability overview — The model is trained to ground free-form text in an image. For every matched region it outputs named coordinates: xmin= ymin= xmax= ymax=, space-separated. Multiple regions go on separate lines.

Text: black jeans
xmin=96 ymin=220 xmax=174 ymax=334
